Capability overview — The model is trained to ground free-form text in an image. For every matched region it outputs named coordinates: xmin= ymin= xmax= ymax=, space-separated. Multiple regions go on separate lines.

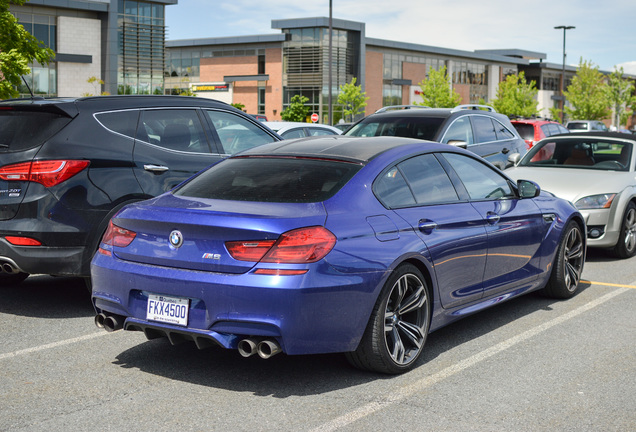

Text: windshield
xmin=174 ymin=157 xmax=362 ymax=203
xmin=520 ymin=138 xmax=632 ymax=171
xmin=345 ymin=115 xmax=444 ymax=140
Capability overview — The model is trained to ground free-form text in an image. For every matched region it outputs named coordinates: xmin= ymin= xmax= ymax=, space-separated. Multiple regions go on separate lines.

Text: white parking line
xmin=0 ymin=331 xmax=110 ymax=361
xmin=311 ymin=287 xmax=629 ymax=432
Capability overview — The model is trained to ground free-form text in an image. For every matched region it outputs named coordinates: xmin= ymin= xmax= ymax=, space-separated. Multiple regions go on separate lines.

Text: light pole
xmin=554 ymin=25 xmax=575 ymax=123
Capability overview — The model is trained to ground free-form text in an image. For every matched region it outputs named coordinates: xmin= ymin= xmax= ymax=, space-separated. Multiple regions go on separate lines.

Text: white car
xmin=263 ymin=121 xmax=341 ymax=139
xmin=506 ymin=132 xmax=636 ymax=258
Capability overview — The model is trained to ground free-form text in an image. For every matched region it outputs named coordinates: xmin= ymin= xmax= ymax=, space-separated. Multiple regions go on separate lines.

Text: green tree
xmin=231 ymin=102 xmax=245 ymax=111
xmin=337 ymin=77 xmax=369 ymax=122
xmin=0 ymin=0 xmax=55 ymax=99
xmin=415 ymin=66 xmax=462 ymax=108
xmin=281 ymin=94 xmax=310 ymax=122
xmin=608 ymin=67 xmax=636 ymax=128
xmin=563 ymin=58 xmax=611 ymax=121
xmin=81 ymin=76 xmax=109 ymax=96
xmin=489 ymin=72 xmax=538 ymax=117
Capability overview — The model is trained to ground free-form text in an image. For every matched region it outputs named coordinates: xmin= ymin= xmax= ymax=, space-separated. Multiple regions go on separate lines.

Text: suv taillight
xmin=0 ymin=160 xmax=90 ymax=188
xmin=226 ymin=226 xmax=336 ymax=264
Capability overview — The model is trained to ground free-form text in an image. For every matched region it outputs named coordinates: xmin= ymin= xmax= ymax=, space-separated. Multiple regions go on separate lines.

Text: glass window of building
xmin=281 ymin=26 xmax=360 ymax=124
xmin=15 ymin=13 xmax=57 ymax=97
xmin=118 ymin=0 xmax=166 ymax=95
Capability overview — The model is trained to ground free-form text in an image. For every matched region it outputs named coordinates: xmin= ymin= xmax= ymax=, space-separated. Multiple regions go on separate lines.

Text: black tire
xmin=346 ymin=263 xmax=431 ymax=374
xmin=542 ymin=220 xmax=584 ymax=299
xmin=612 ymin=201 xmax=636 ymax=259
xmin=0 ymin=272 xmax=29 ymax=286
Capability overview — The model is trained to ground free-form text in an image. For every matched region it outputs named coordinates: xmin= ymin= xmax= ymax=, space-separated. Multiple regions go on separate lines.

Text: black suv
xmin=344 ymin=105 xmax=527 ymax=169
xmin=0 ymin=95 xmax=281 ymax=285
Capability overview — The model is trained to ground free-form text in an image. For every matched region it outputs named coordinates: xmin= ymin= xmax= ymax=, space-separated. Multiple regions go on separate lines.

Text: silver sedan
xmin=506 ymin=132 xmax=636 ymax=258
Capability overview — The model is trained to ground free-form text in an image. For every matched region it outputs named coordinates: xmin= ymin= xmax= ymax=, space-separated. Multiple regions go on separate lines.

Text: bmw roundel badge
xmin=169 ymin=230 xmax=183 ymax=248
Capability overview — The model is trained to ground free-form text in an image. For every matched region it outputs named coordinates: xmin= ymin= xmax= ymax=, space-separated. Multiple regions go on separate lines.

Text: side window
xmin=308 ymin=128 xmax=337 ymax=136
xmin=373 ymin=167 xmax=416 ymax=208
xmin=493 ymin=119 xmax=515 ymax=140
xmin=472 ymin=116 xmax=497 ymax=143
xmin=398 ymin=154 xmax=459 ymax=205
xmin=205 ymin=110 xmax=277 ymax=154
xmin=95 ymin=110 xmax=138 ymax=138
xmin=280 ymin=129 xmax=306 ymax=139
xmin=442 ymin=152 xmax=515 ymax=200
xmin=544 ymin=124 xmax=557 ymax=137
xmin=138 ymin=109 xmax=209 ymax=153
xmin=442 ymin=116 xmax=474 ymax=145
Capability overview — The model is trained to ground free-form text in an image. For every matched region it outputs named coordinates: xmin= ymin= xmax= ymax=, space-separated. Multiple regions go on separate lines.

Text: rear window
xmin=0 ymin=110 xmax=71 ymax=152
xmin=513 ymin=124 xmax=534 ymax=140
xmin=345 ymin=116 xmax=444 ymax=140
xmin=174 ymin=157 xmax=362 ymax=203
xmin=567 ymin=122 xmax=587 ymax=131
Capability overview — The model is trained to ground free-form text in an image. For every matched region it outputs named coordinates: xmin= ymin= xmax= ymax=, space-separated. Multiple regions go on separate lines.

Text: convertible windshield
xmin=520 ymin=138 xmax=632 ymax=171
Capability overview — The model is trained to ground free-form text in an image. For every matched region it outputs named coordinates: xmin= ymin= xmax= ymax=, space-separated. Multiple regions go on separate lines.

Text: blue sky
xmin=166 ymin=0 xmax=636 ymax=75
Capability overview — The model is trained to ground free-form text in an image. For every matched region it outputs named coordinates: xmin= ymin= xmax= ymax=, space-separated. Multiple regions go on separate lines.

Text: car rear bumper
xmin=0 ymin=238 xmax=85 ymax=276
xmin=91 ymin=252 xmax=385 ymax=356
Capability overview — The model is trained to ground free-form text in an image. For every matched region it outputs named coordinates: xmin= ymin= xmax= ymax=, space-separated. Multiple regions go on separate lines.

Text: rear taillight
xmin=0 ymin=160 xmax=90 ymax=188
xmin=101 ymin=220 xmax=136 ymax=248
xmin=226 ymin=226 xmax=336 ymax=264
xmin=225 ymin=240 xmax=276 ymax=262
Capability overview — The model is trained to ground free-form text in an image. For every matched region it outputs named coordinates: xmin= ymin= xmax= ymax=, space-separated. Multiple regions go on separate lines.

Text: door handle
xmin=486 ymin=212 xmax=500 ymax=224
xmin=501 ymin=147 xmax=510 ymax=154
xmin=143 ymin=164 xmax=169 ymax=173
xmin=418 ymin=220 xmax=437 ymax=234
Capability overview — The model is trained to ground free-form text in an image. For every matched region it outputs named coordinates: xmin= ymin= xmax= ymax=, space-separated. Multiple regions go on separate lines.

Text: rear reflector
xmin=4 ymin=236 xmax=42 ymax=246
xmin=254 ymin=269 xmax=309 ymax=276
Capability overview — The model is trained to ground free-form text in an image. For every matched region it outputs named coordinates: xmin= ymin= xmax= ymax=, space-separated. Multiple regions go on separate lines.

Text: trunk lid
xmin=110 ymin=193 xmax=328 ymax=274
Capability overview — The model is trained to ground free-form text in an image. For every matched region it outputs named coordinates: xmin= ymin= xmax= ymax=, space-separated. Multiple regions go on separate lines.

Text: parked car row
xmin=0 ymin=96 xmax=282 ymax=286
xmin=2 ymin=95 xmax=633 ymax=375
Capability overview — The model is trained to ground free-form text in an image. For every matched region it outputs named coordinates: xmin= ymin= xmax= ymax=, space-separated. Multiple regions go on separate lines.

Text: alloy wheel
xmin=384 ymin=273 xmax=429 ymax=366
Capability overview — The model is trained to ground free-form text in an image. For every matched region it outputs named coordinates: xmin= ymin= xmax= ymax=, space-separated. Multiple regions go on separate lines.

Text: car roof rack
xmin=375 ymin=105 xmax=430 ymax=113
xmin=451 ymin=104 xmax=496 ymax=113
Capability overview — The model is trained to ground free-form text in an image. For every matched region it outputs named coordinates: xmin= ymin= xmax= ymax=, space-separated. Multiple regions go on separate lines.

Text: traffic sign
xmin=311 ymin=113 xmax=319 ymax=123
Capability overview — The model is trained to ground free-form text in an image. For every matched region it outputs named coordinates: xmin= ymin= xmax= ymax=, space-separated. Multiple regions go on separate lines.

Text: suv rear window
xmin=174 ymin=157 xmax=362 ymax=203
xmin=0 ymin=110 xmax=71 ymax=152
xmin=513 ymin=124 xmax=534 ymax=140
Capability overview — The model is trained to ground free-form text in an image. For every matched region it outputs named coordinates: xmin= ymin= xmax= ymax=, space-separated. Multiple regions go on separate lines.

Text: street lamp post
xmin=328 ymin=0 xmax=333 ymax=126
xmin=554 ymin=25 xmax=575 ymax=123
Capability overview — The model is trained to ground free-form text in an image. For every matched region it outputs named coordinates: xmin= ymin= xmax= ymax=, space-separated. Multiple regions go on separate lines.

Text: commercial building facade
xmin=166 ymin=17 xmax=585 ymax=123
xmin=10 ymin=0 xmax=176 ymax=97
xmin=9 ymin=3 xmax=632 ymax=127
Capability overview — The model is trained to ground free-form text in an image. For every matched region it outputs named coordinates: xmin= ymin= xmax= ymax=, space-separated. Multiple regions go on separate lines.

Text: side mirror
xmin=517 ymin=179 xmax=540 ymax=198
xmin=446 ymin=140 xmax=467 ymax=149
xmin=507 ymin=152 xmax=522 ymax=166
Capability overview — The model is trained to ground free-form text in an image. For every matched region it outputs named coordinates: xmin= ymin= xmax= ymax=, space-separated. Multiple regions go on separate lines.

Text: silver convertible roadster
xmin=507 ymin=132 xmax=636 ymax=258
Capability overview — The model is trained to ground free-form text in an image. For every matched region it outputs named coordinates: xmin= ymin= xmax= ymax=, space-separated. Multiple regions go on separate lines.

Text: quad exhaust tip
xmin=238 ymin=337 xmax=282 ymax=359
xmin=94 ymin=312 xmax=124 ymax=332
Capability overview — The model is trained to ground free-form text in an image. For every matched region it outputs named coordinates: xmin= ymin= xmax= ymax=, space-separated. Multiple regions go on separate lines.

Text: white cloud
xmin=616 ymin=61 xmax=636 ymax=76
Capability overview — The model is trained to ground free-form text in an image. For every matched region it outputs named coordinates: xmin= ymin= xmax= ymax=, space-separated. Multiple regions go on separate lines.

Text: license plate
xmin=146 ymin=293 xmax=190 ymax=326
